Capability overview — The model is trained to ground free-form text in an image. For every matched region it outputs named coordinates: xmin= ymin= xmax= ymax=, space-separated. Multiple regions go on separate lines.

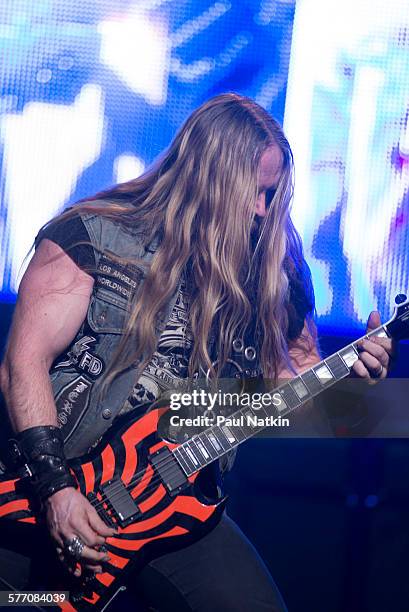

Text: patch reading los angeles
xmin=96 ymin=253 xmax=142 ymax=299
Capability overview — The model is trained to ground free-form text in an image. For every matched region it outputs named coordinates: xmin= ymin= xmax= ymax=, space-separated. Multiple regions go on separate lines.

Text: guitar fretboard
xmin=172 ymin=325 xmax=389 ymax=477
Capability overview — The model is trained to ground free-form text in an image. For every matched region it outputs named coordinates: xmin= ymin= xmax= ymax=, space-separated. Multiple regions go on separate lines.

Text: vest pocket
xmin=87 ymin=290 xmax=129 ymax=334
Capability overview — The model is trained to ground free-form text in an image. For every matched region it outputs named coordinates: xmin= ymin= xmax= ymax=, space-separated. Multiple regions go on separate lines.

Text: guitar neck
xmin=172 ymin=324 xmax=390 ymax=476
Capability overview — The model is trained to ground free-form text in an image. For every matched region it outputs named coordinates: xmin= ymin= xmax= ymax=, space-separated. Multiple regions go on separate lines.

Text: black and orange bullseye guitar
xmin=1 ymin=295 xmax=408 ymax=611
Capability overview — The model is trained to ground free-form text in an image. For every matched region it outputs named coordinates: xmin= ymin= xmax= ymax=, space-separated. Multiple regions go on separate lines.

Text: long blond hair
xmin=53 ymin=93 xmax=308 ymax=390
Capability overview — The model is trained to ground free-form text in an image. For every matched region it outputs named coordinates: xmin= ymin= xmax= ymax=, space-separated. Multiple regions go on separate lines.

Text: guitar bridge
xmin=96 ymin=479 xmax=141 ymax=528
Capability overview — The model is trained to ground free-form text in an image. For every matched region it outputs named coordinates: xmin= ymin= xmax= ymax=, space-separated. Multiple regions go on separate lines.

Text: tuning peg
xmin=395 ymin=294 xmax=407 ymax=304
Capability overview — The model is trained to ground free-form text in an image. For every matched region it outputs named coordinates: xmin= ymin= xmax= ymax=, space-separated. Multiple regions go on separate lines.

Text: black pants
xmin=0 ymin=513 xmax=286 ymax=612
xmin=121 ymin=513 xmax=287 ymax=612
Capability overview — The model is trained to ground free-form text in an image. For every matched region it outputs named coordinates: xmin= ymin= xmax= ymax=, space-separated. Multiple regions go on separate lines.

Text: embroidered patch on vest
xmin=55 ymin=375 xmax=92 ymax=431
xmin=96 ymin=254 xmax=142 ymax=299
xmin=54 ymin=335 xmax=105 ymax=378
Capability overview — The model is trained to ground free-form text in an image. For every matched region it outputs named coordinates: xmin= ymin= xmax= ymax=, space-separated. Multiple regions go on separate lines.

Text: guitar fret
xmin=207 ymin=430 xmax=223 ymax=453
xmin=232 ymin=409 xmax=256 ymax=438
xmin=339 ymin=344 xmax=359 ymax=368
xmin=272 ymin=392 xmax=288 ymax=413
xmin=368 ymin=327 xmax=388 ymax=339
xmin=290 ymin=377 xmax=310 ymax=400
xmin=221 ymin=425 xmax=237 ymax=445
xmin=176 ymin=446 xmax=196 ymax=474
xmin=250 ymin=391 xmax=270 ymax=417
xmin=190 ymin=436 xmax=209 ymax=465
xmin=229 ymin=419 xmax=247 ymax=442
xmin=326 ymin=353 xmax=350 ymax=379
xmin=351 ymin=339 xmax=365 ymax=354
xmin=211 ymin=426 xmax=232 ymax=451
xmin=198 ymin=433 xmax=218 ymax=460
xmin=184 ymin=442 xmax=201 ymax=467
xmin=313 ymin=362 xmax=334 ymax=385
xmin=301 ymin=369 xmax=322 ymax=394
xmin=278 ymin=384 xmax=300 ymax=410
xmin=190 ymin=439 xmax=209 ymax=466
xmin=254 ymin=403 xmax=270 ymax=418
xmin=243 ymin=409 xmax=264 ymax=432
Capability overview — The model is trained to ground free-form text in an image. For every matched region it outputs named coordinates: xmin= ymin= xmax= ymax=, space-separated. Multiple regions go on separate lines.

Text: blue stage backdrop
xmin=0 ymin=0 xmax=408 ymax=335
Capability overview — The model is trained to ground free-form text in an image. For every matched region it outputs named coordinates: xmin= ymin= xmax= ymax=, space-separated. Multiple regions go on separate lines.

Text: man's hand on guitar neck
xmin=46 ymin=487 xmax=117 ymax=577
xmin=275 ymin=312 xmax=395 ymax=436
xmin=351 ymin=311 xmax=395 ymax=382
xmin=282 ymin=311 xmax=395 ymax=382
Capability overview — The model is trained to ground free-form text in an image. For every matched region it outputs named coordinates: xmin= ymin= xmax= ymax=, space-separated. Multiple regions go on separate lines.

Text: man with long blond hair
xmin=0 ymin=93 xmax=393 ymax=610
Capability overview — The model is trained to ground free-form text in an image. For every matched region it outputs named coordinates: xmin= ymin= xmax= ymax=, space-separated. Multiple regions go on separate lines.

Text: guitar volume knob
xmin=395 ymin=294 xmax=407 ymax=304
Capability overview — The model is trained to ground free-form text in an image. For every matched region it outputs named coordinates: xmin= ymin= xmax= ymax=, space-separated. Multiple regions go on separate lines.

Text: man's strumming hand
xmin=45 ymin=487 xmax=117 ymax=577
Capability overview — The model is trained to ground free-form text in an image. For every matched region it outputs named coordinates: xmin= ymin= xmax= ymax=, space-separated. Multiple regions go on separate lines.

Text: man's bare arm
xmin=0 ymin=239 xmax=115 ymax=575
xmin=0 ymin=238 xmax=94 ymax=431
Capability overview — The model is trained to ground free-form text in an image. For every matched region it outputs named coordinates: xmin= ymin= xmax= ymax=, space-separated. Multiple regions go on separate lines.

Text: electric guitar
xmin=1 ymin=295 xmax=408 ymax=612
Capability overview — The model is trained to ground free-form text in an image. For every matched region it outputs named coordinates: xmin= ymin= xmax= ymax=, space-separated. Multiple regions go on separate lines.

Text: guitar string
xmin=88 ymin=358 xmax=357 ymax=514
xmin=88 ymin=393 xmax=269 ymax=515
xmin=89 ymin=380 xmax=303 ymax=514
xmin=88 ymin=431 xmax=234 ymax=516
xmin=87 ymin=371 xmax=302 ymax=515
xmin=89 ymin=363 xmax=341 ymax=517
xmin=87 ymin=326 xmax=386 ymax=516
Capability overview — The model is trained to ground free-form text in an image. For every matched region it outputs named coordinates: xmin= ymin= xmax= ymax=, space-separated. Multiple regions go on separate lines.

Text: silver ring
xmin=66 ymin=535 xmax=85 ymax=560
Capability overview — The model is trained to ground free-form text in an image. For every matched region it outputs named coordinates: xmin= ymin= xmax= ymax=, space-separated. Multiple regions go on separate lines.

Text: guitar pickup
xmin=150 ymin=446 xmax=188 ymax=496
xmin=99 ymin=479 xmax=140 ymax=528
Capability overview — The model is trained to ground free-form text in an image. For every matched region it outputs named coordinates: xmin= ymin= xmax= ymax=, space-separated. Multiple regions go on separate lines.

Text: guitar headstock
xmin=384 ymin=294 xmax=409 ymax=341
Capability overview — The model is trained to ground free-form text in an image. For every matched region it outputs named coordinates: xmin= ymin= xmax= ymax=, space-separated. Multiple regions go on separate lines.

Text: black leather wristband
xmin=11 ymin=426 xmax=77 ymax=503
